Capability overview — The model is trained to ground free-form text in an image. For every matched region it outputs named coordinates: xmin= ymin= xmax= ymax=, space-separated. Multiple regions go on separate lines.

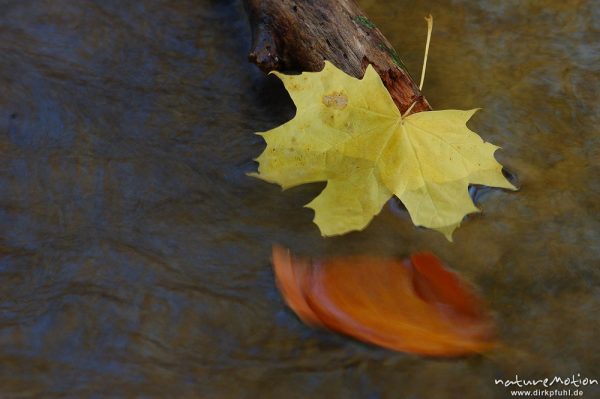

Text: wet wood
xmin=243 ymin=0 xmax=432 ymax=114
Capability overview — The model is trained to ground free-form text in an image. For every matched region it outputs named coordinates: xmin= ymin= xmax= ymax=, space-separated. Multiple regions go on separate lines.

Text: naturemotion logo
xmin=495 ymin=374 xmax=598 ymax=397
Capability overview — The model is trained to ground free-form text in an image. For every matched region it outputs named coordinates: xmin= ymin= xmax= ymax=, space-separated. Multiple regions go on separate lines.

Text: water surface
xmin=0 ymin=0 xmax=598 ymax=397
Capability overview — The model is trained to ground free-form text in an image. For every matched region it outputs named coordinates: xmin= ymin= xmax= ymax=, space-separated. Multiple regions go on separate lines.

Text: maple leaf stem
xmin=419 ymin=14 xmax=434 ymax=91
xmin=402 ymin=101 xmax=418 ymax=118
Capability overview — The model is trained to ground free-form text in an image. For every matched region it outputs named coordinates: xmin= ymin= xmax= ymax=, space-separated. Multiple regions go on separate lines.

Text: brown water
xmin=0 ymin=0 xmax=598 ymax=397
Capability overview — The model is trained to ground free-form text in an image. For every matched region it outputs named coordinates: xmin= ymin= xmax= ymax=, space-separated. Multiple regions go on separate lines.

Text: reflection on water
xmin=0 ymin=0 xmax=598 ymax=397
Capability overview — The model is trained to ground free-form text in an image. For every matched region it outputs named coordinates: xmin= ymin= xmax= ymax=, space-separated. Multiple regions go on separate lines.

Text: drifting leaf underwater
xmin=250 ymin=61 xmax=515 ymax=240
xmin=272 ymin=246 xmax=496 ymax=357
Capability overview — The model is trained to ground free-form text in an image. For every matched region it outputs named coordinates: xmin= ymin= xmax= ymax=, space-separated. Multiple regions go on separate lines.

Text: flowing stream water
xmin=0 ymin=0 xmax=598 ymax=397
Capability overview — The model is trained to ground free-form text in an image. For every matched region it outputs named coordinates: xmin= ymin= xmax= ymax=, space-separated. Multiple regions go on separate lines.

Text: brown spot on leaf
xmin=322 ymin=92 xmax=348 ymax=109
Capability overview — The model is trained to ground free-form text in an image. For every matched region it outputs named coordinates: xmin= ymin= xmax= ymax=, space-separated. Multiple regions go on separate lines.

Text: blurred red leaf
xmin=272 ymin=245 xmax=496 ymax=357
xmin=272 ymin=246 xmax=322 ymax=327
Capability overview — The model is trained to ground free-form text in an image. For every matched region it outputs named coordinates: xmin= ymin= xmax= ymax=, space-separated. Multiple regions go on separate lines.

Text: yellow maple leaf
xmin=250 ymin=61 xmax=515 ymax=240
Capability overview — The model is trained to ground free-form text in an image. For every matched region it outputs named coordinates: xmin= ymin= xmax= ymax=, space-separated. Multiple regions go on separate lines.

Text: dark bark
xmin=243 ymin=0 xmax=431 ymax=114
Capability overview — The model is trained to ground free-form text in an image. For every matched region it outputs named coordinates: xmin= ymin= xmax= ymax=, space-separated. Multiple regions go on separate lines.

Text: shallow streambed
xmin=0 ymin=0 xmax=598 ymax=397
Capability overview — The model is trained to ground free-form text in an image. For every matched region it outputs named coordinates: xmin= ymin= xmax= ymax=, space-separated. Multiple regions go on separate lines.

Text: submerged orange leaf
xmin=272 ymin=246 xmax=322 ymax=327
xmin=272 ymin=246 xmax=496 ymax=357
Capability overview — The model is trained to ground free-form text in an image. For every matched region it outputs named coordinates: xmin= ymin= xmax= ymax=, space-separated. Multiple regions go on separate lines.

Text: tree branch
xmin=243 ymin=0 xmax=431 ymax=114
